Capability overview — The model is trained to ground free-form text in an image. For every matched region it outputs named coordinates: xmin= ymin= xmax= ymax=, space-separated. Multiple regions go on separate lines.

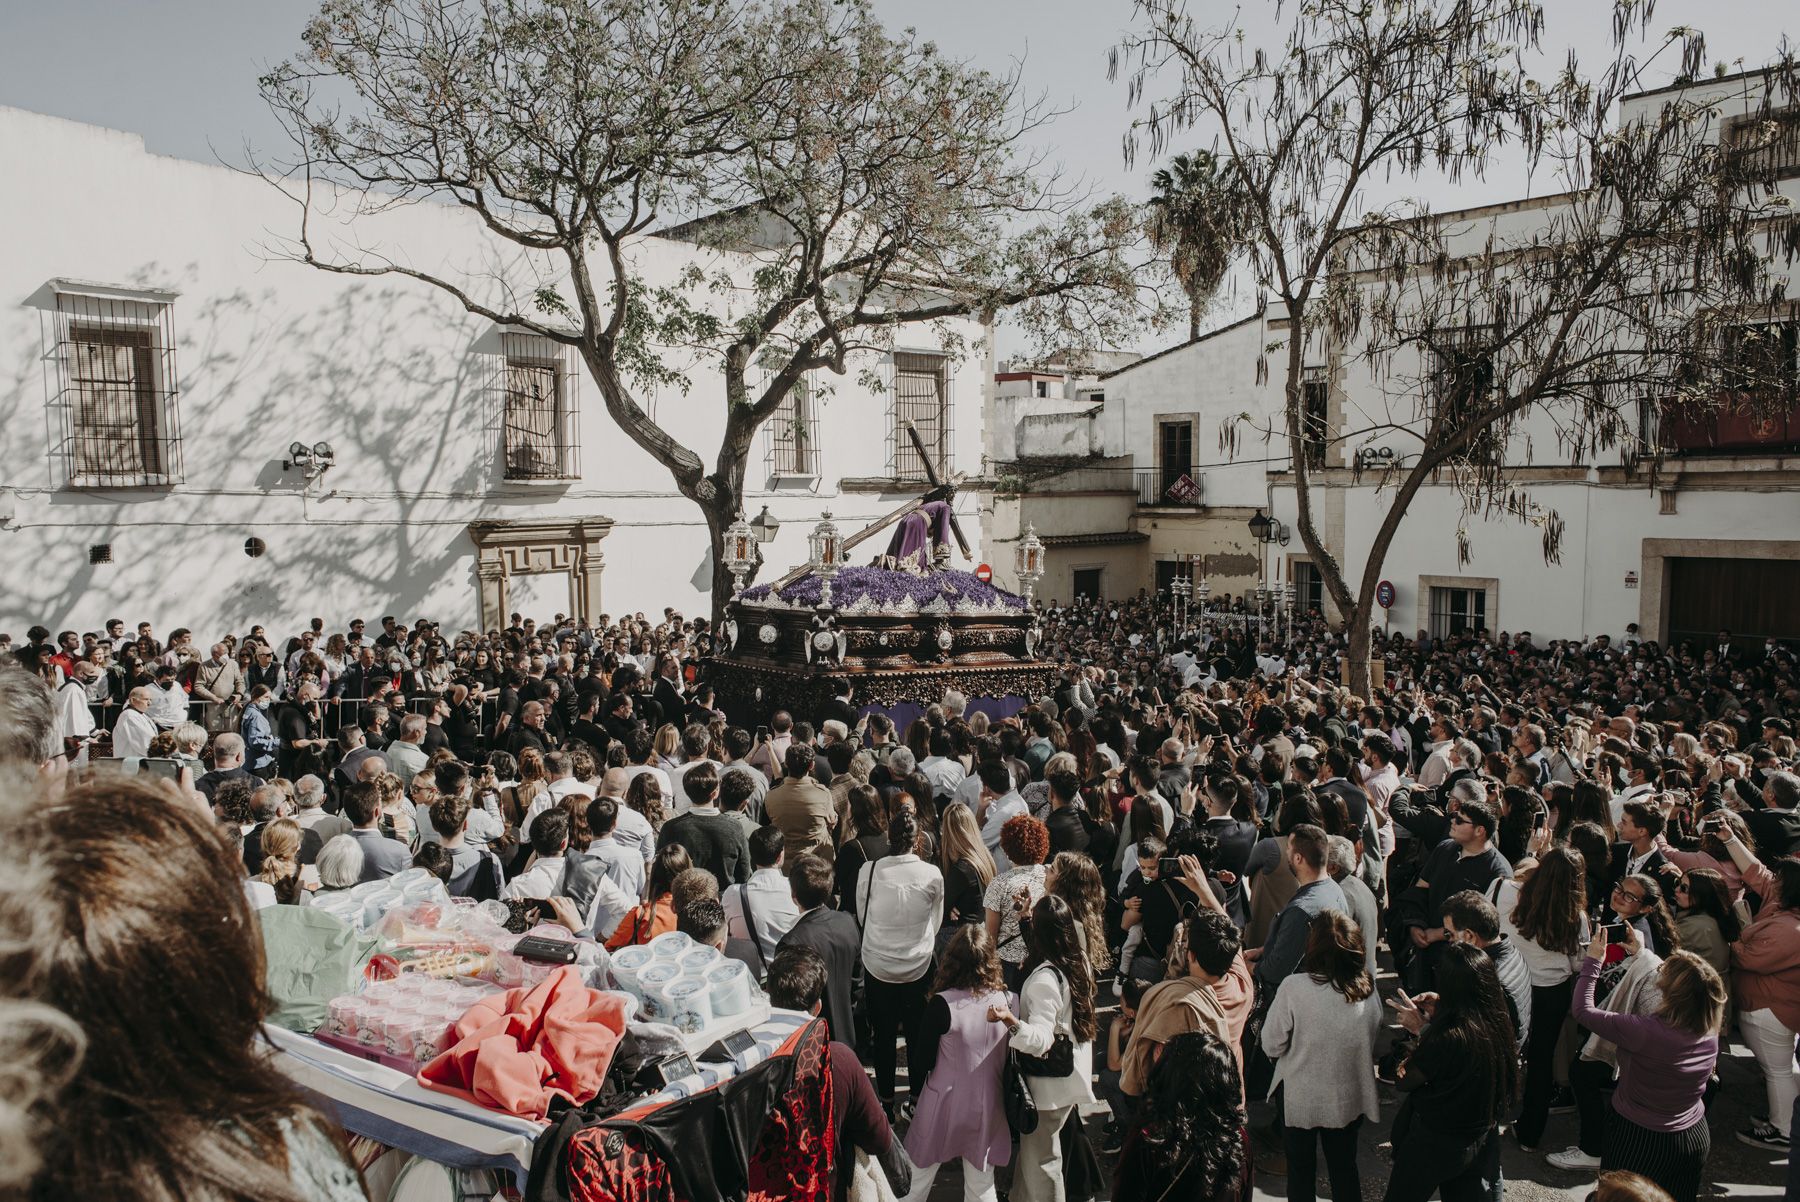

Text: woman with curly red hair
xmin=985 ymin=814 xmax=1051 ymax=991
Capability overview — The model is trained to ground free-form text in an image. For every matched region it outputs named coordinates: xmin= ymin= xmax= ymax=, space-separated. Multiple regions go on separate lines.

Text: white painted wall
xmin=1095 ymin=316 xmax=1283 ymax=508
xmin=0 ymin=107 xmax=989 ymax=635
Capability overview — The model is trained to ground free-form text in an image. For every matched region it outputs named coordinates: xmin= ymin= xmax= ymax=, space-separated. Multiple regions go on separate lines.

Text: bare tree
xmin=1116 ymin=0 xmax=1797 ymax=692
xmin=257 ymin=0 xmax=1153 ymax=620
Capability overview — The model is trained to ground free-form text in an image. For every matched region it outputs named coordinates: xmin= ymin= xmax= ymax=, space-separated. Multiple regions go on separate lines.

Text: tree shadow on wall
xmin=9 ymin=276 xmax=513 ymax=633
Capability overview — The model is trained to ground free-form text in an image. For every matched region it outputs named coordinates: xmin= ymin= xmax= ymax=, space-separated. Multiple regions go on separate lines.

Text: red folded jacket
xmin=418 ymin=965 xmax=628 ymax=1120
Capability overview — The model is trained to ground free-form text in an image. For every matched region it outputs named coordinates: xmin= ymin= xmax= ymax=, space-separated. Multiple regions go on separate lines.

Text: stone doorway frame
xmin=467 ymin=517 xmax=613 ymax=631
xmin=1640 ymin=537 xmax=1800 ymax=643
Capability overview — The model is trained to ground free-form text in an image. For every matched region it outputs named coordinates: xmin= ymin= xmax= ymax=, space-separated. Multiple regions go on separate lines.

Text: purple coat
xmin=903 ymin=987 xmax=1014 ymax=1170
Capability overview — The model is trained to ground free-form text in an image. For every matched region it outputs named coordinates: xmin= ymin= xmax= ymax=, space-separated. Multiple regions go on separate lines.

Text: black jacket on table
xmin=779 ymin=907 xmax=864 ymax=1049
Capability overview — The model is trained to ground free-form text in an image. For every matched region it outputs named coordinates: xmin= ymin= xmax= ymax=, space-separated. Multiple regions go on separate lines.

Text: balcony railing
xmin=1136 ymin=467 xmax=1204 ymax=507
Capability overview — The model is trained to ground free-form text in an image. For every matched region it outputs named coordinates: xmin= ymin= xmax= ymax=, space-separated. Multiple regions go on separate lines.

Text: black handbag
xmin=1013 ymin=1033 xmax=1076 ymax=1078
xmin=1012 ymin=964 xmax=1077 ymax=1078
xmin=1002 ymin=1049 xmax=1039 ymax=1134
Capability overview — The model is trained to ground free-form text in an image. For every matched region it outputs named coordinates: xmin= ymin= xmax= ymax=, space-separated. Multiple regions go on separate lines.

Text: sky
xmin=1 ymin=0 xmax=1794 ymax=352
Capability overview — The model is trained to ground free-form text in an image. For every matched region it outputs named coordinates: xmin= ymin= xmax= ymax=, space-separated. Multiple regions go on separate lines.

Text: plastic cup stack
xmin=706 ymin=960 xmax=754 ymax=1017
xmin=664 ymin=977 xmax=714 ymax=1036
xmin=637 ymin=963 xmax=683 ymax=1021
xmin=648 ymin=930 xmax=693 ymax=961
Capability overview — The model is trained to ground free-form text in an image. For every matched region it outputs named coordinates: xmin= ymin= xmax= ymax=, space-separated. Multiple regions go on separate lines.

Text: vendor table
xmin=266 ymin=1009 xmax=812 ymax=1190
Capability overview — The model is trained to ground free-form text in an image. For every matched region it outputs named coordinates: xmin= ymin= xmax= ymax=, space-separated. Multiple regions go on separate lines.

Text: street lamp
xmin=1014 ymin=524 xmax=1045 ymax=605
xmin=749 ymin=504 xmax=780 ymax=544
xmin=722 ymin=514 xmax=757 ymax=595
xmin=808 ymin=511 xmax=847 ymax=607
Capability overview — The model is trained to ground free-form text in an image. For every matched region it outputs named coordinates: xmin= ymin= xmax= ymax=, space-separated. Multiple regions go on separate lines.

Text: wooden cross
xmin=764 ymin=421 xmax=969 ymax=591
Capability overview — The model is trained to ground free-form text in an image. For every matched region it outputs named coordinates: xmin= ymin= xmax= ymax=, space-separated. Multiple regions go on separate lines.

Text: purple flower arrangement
xmin=739 ymin=565 xmax=1026 ymax=610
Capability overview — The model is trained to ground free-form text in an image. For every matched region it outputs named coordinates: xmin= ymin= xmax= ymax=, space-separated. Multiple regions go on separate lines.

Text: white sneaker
xmin=1546 ymin=1147 xmax=1601 ymax=1171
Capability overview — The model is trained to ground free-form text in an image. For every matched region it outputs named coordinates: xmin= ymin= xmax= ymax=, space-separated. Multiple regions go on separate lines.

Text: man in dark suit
xmin=777 ymin=853 xmax=863 ymax=1048
xmin=1605 ymin=798 xmax=1669 ymax=918
xmin=816 ymin=678 xmax=858 ymax=731
xmin=652 ymin=655 xmax=687 ymax=730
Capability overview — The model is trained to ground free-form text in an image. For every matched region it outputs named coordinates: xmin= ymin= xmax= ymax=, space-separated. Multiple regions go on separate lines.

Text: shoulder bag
xmin=737 ymin=883 xmax=769 ymax=983
xmin=1012 ymin=964 xmax=1077 ymax=1078
xmin=1002 ymin=1048 xmax=1040 ymax=1134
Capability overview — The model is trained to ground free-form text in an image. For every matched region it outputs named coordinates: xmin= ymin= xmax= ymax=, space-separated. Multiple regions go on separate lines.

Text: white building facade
xmin=993 ymin=74 xmax=1800 ymax=646
xmin=0 ymin=108 xmax=991 ymax=637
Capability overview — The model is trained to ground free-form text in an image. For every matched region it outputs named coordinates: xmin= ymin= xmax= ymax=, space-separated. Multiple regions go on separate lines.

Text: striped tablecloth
xmin=265 ymin=1008 xmax=812 ymax=1188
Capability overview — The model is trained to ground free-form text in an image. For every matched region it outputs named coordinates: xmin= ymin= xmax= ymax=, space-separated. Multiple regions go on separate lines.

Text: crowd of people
xmin=1 ymin=592 xmax=1797 ymax=1202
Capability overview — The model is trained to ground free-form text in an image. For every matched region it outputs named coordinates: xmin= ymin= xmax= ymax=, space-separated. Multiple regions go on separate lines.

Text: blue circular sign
xmin=1376 ymin=580 xmax=1396 ymax=609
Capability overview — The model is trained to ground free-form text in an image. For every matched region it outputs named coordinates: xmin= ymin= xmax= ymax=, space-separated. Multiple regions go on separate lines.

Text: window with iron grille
xmin=1724 ymin=106 xmax=1800 ymax=181
xmin=1292 ymin=560 xmax=1324 ymax=614
xmin=52 ymin=288 xmax=183 ymax=487
xmin=1430 ymin=324 xmax=1499 ymax=463
xmin=498 ymin=333 xmax=580 ymax=480
xmin=1302 ymin=366 xmax=1329 ymax=468
xmin=1429 ymin=585 xmax=1488 ymax=640
xmin=890 ymin=350 xmax=951 ymax=481
xmin=766 ymin=375 xmax=820 ymax=477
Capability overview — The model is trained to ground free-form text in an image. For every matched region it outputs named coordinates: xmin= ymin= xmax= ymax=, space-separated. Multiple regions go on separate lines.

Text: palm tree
xmin=1147 ymin=151 xmax=1244 ymax=340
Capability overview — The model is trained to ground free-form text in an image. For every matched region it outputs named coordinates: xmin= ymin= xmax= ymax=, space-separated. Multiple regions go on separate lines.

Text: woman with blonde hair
xmin=255 ymin=818 xmax=304 ymax=903
xmin=1567 ymin=930 xmax=1725 ymax=1202
xmin=1046 ymin=850 xmax=1111 ymax=976
xmin=375 ymin=771 xmax=416 ymax=848
xmin=939 ymin=803 xmax=996 ymax=950
xmin=508 ymin=746 xmax=550 ymax=826
xmin=651 ymin=723 xmax=682 ymax=774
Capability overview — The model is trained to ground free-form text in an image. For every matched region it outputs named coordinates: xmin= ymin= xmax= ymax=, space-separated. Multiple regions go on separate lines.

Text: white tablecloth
xmin=266 ymin=1009 xmax=813 ymax=1188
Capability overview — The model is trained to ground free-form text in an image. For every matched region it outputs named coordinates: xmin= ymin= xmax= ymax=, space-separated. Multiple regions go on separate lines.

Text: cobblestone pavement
xmin=917 ymin=972 xmax=1790 ymax=1201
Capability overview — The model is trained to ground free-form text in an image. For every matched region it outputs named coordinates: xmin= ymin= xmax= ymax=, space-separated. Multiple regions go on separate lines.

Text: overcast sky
xmin=2 ymin=0 xmax=1793 ymax=352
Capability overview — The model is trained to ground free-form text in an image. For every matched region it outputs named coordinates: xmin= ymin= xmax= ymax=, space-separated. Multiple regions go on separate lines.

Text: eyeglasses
xmin=1611 ymin=884 xmax=1646 ymax=903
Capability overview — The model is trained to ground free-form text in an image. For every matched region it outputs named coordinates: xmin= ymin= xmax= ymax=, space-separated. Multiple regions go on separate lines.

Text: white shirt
xmin=244 ymin=879 xmax=278 ymax=910
xmin=147 ymin=682 xmax=190 ymax=729
xmin=1417 ymin=742 xmax=1456 ymax=789
xmin=920 ymin=755 xmax=966 ymax=798
xmin=578 ymin=854 xmax=641 ymax=941
xmin=854 ymin=854 xmax=944 ymax=984
xmin=724 ymin=867 xmax=802 ymax=965
xmin=523 ymin=776 xmax=594 ymax=838
xmin=668 ymin=758 xmax=723 ymax=814
xmin=610 ymin=801 xmax=657 ymax=869
xmin=620 ymin=764 xmax=673 ymax=801
xmin=503 ymin=854 xmax=568 ymax=901
xmin=111 ymin=707 xmax=158 ymax=760
xmin=980 ymin=790 xmax=1028 ymax=872
xmin=57 ymin=681 xmax=94 ymax=764
xmin=1493 ymin=878 xmax=1587 ymax=987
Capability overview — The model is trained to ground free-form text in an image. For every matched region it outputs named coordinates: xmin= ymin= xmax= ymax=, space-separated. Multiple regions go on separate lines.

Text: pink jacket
xmin=1732 ymin=857 xmax=1800 ymax=1031
xmin=420 ymin=965 xmax=628 ymax=1119
xmin=1658 ymin=838 xmax=1745 ymax=903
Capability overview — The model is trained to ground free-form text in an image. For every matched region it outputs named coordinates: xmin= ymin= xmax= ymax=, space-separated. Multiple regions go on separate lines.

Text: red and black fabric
xmin=528 ymin=1018 xmax=835 ymax=1202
